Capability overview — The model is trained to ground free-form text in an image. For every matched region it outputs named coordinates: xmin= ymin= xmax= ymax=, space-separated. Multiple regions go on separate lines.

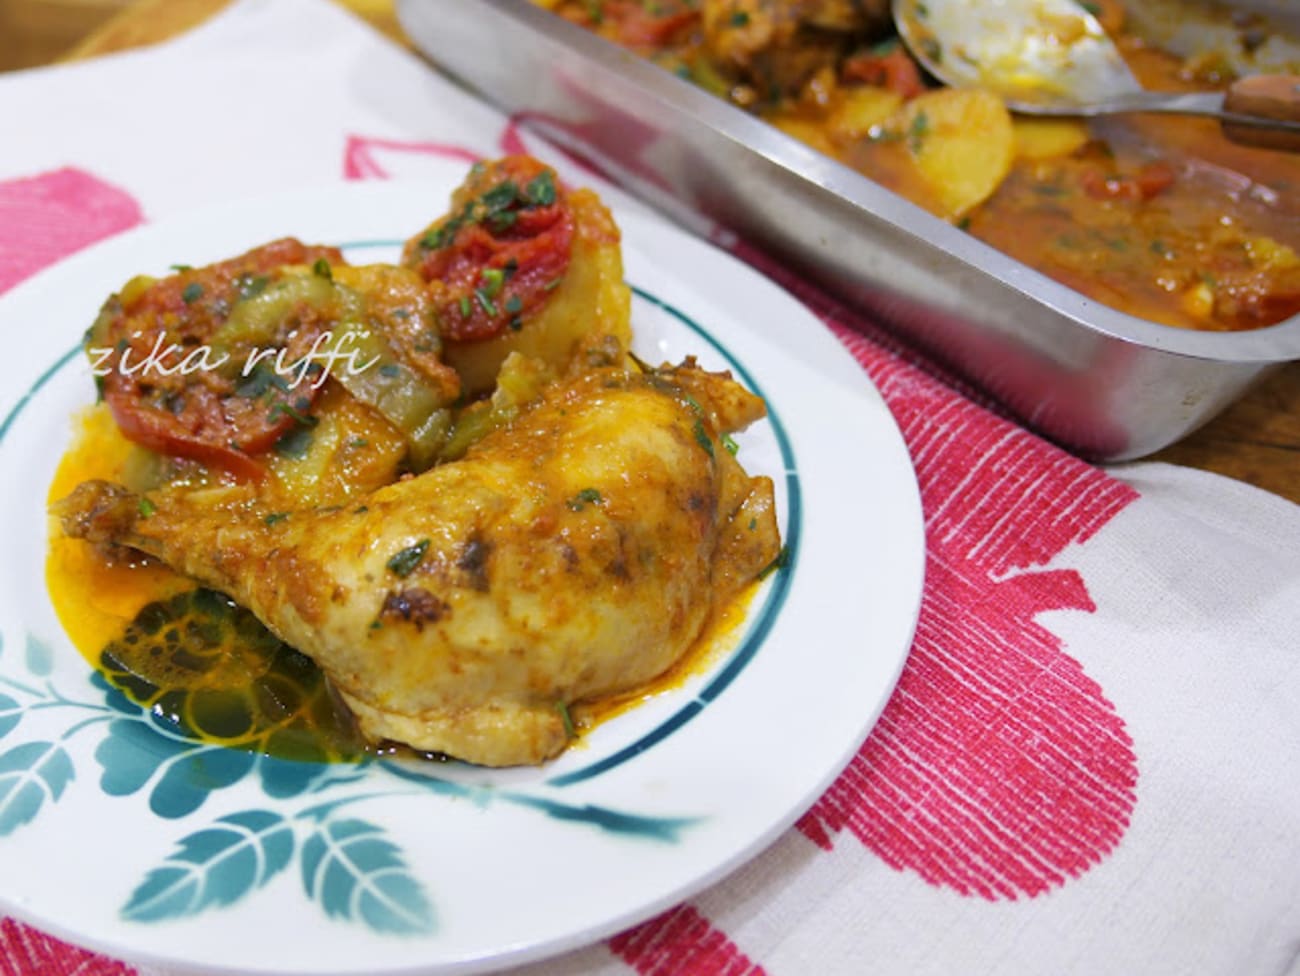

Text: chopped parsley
xmin=480 ymin=267 xmax=505 ymax=297
xmin=421 ymin=225 xmax=451 ymax=250
xmin=566 ymin=488 xmax=603 ymax=511
xmin=524 ymin=170 xmax=557 ymax=207
xmin=236 ymin=364 xmax=291 ymax=400
xmin=757 ymin=545 xmax=789 ymax=581
xmin=908 ymin=110 xmax=931 ymax=154
xmin=475 ymin=289 xmax=499 ymax=317
xmin=273 ymin=426 xmax=314 ymax=460
xmin=236 ymin=273 xmax=269 ymax=300
xmin=692 ymin=419 xmax=715 ymax=457
xmin=387 ymin=539 xmax=431 ymax=578
xmin=555 ymin=700 xmax=576 ymax=739
xmin=269 ymin=400 xmax=316 ymax=427
xmin=419 ymin=167 xmax=560 ymax=252
xmin=481 ymin=180 xmax=520 ymax=213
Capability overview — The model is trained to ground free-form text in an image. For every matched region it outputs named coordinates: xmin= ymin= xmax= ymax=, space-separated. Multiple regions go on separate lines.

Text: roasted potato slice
xmin=896 ymin=88 xmax=1014 ymax=220
xmin=1013 ymin=117 xmax=1090 ymax=161
xmin=443 ymin=186 xmax=632 ymax=395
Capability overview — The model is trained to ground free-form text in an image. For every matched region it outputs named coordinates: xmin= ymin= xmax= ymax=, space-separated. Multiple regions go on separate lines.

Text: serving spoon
xmin=892 ymin=0 xmax=1300 ymax=151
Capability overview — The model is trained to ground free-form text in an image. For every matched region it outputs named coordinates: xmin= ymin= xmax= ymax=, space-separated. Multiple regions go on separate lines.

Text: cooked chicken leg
xmin=57 ymin=362 xmax=781 ymax=767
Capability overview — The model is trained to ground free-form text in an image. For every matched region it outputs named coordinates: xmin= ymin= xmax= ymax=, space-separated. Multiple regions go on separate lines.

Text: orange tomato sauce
xmin=46 ymin=405 xmax=190 ymax=666
xmin=572 ymin=578 xmax=762 ymax=736
xmin=965 ymin=41 xmax=1300 ymax=331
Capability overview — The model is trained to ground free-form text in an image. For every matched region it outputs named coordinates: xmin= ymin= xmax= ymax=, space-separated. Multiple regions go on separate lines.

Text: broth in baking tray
xmin=539 ymin=0 xmax=1300 ymax=331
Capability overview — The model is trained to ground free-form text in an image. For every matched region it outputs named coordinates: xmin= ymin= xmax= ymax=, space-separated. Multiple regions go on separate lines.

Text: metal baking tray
xmin=396 ymin=0 xmax=1300 ymax=460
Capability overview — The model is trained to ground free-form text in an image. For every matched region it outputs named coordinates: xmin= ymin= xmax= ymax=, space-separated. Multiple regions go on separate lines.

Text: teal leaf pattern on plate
xmin=149 ymin=745 xmax=257 ymax=819
xmin=1 ymin=625 xmax=700 ymax=936
xmin=301 ymin=818 xmax=435 ymax=935
xmin=95 ymin=718 xmax=184 ymax=798
xmin=24 ymin=635 xmax=53 ymax=678
xmin=94 ymin=717 xmax=260 ymax=818
xmin=503 ymin=792 xmax=702 ymax=842
xmin=124 ymin=810 xmax=295 ymax=921
xmin=0 ymin=625 xmax=704 ymax=935
xmin=0 ymin=693 xmax=21 ymax=740
xmin=93 ymin=713 xmax=333 ymax=818
xmin=259 ymin=753 xmax=336 ymax=799
xmin=0 ymin=741 xmax=74 ymax=836
xmin=91 ymin=670 xmax=145 ymax=717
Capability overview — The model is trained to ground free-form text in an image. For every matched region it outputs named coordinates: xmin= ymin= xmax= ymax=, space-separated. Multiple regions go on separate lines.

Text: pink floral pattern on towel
xmin=0 ymin=168 xmax=142 ymax=297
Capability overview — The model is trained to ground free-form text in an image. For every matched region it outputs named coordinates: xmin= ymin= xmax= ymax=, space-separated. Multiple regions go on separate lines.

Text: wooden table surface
xmin=25 ymin=0 xmax=1300 ymax=504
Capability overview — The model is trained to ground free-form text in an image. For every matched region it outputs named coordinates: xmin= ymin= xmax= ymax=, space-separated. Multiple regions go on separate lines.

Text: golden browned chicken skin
xmin=57 ymin=361 xmax=781 ymax=767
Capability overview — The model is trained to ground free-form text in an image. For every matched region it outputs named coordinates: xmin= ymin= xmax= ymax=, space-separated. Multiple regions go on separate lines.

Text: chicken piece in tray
xmin=56 ymin=360 xmax=781 ymax=767
xmin=701 ymin=0 xmax=892 ymax=100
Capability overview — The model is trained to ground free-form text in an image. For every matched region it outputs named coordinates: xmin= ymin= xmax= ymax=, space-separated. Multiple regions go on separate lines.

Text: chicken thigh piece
xmin=57 ymin=361 xmax=781 ymax=767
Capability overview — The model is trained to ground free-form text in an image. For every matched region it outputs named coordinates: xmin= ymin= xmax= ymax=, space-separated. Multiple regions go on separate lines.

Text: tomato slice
xmin=103 ymin=384 xmax=270 ymax=481
xmin=90 ymin=238 xmax=342 ymax=478
xmin=1081 ymin=160 xmax=1177 ymax=202
xmin=402 ymin=156 xmax=574 ymax=344
xmin=842 ymin=44 xmax=928 ymax=99
xmin=555 ymin=0 xmax=699 ymax=50
xmin=604 ymin=0 xmax=699 ymax=49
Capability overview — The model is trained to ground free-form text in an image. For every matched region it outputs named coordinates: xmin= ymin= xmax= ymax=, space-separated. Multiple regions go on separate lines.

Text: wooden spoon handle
xmin=1222 ymin=75 xmax=1300 ymax=152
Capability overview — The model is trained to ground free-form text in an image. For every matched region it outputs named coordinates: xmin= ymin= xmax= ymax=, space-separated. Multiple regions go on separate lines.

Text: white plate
xmin=0 ymin=175 xmax=924 ymax=975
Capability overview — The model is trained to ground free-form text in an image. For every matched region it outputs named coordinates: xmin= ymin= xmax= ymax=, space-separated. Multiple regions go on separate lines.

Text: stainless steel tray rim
xmin=483 ymin=0 xmax=1300 ymax=367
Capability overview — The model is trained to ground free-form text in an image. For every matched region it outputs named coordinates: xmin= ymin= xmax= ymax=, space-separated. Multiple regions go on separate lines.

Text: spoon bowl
xmin=892 ymin=0 xmax=1300 ymax=150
